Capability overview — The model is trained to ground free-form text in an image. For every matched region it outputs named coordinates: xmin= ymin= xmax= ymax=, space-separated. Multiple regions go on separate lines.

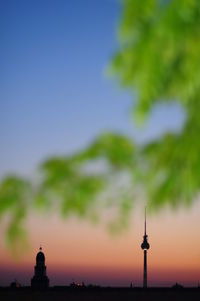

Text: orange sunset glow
xmin=0 ymin=203 xmax=200 ymax=287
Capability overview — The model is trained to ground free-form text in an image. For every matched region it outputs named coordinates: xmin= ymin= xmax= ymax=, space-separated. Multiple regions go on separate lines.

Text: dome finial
xmin=39 ymin=244 xmax=42 ymax=251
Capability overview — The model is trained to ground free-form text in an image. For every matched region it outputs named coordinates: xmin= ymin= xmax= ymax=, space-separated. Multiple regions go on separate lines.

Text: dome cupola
xmin=36 ymin=247 xmax=45 ymax=264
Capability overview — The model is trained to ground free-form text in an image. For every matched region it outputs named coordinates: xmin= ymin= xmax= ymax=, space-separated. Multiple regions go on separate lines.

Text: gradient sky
xmin=0 ymin=0 xmax=199 ymax=287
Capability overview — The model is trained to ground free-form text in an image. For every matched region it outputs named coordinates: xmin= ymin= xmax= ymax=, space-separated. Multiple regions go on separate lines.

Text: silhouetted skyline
xmin=1 ymin=210 xmax=200 ymax=289
xmin=0 ymin=205 xmax=200 ymax=287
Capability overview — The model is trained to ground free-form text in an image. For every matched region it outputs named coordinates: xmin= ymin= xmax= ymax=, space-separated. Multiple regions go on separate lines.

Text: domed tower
xmin=141 ymin=208 xmax=150 ymax=288
xmin=31 ymin=247 xmax=49 ymax=289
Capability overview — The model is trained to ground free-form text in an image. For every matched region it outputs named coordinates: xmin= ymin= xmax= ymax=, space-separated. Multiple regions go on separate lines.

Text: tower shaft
xmin=143 ymin=250 xmax=147 ymax=288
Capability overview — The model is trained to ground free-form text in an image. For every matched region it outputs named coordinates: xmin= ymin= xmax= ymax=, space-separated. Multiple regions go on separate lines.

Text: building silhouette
xmin=31 ymin=247 xmax=49 ymax=289
xmin=141 ymin=208 xmax=150 ymax=288
xmin=10 ymin=279 xmax=21 ymax=288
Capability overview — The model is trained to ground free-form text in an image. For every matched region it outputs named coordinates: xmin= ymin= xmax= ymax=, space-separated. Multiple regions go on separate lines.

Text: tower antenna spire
xmin=144 ymin=207 xmax=146 ymax=236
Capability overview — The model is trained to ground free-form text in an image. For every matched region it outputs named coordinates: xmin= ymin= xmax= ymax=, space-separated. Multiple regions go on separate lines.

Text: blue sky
xmin=0 ymin=0 xmax=184 ymax=178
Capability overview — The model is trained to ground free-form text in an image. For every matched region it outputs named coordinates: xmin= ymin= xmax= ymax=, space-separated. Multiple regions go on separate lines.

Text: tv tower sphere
xmin=141 ymin=235 xmax=150 ymax=250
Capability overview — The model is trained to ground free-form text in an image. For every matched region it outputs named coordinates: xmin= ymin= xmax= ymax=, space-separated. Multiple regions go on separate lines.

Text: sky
xmin=0 ymin=0 xmax=199 ymax=287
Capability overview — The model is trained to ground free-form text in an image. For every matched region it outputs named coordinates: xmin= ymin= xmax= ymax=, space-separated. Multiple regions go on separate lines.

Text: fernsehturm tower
xmin=141 ymin=209 xmax=150 ymax=288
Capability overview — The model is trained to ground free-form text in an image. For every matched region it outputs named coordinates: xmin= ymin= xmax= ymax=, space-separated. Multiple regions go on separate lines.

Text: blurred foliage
xmin=111 ymin=0 xmax=200 ymax=209
xmin=113 ymin=0 xmax=200 ymax=118
xmin=0 ymin=177 xmax=31 ymax=250
xmin=0 ymin=133 xmax=136 ymax=247
xmin=1 ymin=0 xmax=200 ymax=247
xmin=36 ymin=133 xmax=136 ymax=220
